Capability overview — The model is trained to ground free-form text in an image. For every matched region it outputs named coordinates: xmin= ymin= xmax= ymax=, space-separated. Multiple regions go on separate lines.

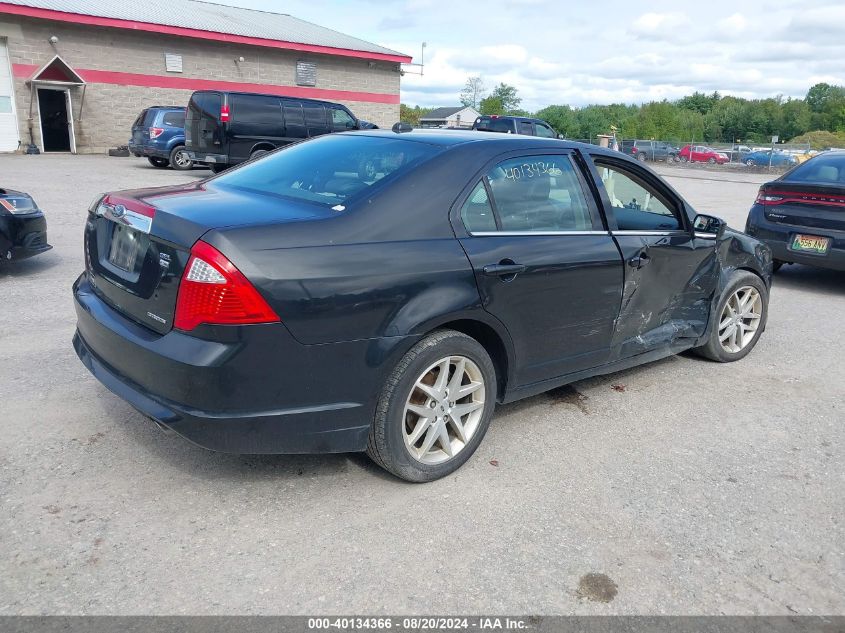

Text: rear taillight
xmin=174 ymin=240 xmax=279 ymax=331
xmin=220 ymin=104 xmax=230 ymax=122
xmin=149 ymin=127 xmax=164 ymax=139
xmin=631 ymin=147 xmax=638 ymax=153
xmin=756 ymin=188 xmax=845 ymax=207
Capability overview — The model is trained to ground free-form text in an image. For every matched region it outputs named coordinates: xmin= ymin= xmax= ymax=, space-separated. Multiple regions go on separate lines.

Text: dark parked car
xmin=1 ymin=188 xmax=52 ymax=262
xmin=472 ymin=115 xmax=558 ymax=138
xmin=128 ymin=106 xmax=193 ymax=171
xmin=745 ymin=151 xmax=845 ymax=272
xmin=621 ymin=140 xmax=680 ymax=162
xmin=73 ymin=131 xmax=771 ymax=482
xmin=185 ymin=90 xmax=363 ymax=172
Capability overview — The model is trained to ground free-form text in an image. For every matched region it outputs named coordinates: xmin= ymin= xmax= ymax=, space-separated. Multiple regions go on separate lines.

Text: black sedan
xmin=0 ymin=188 xmax=52 ymax=262
xmin=746 ymin=151 xmax=845 ymax=272
xmin=72 ymin=131 xmax=772 ymax=482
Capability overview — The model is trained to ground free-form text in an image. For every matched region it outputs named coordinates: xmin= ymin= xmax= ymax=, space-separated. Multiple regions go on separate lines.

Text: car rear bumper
xmin=1 ymin=213 xmax=52 ymax=261
xmin=72 ymin=273 xmax=380 ymax=454
xmin=746 ymin=205 xmax=845 ymax=271
xmin=187 ymin=151 xmax=227 ymax=165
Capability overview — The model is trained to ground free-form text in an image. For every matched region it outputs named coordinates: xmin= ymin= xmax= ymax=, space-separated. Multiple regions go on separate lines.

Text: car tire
xmin=708 ymin=157 xmax=716 ymax=164
xmin=680 ymin=156 xmax=688 ymax=163
xmin=250 ymin=149 xmax=269 ymax=161
xmin=366 ymin=329 xmax=497 ymax=482
xmin=169 ymin=146 xmax=193 ymax=171
xmin=746 ymin=159 xmax=756 ymax=167
xmin=148 ymin=157 xmax=169 ymax=169
xmin=693 ymin=270 xmax=768 ymax=363
xmin=637 ymin=153 xmax=647 ymax=162
xmin=209 ymin=163 xmax=228 ymax=174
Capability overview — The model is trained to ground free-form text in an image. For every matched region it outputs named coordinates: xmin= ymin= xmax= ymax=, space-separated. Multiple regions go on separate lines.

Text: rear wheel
xmin=637 ymin=152 xmax=647 ymax=162
xmin=367 ymin=330 xmax=496 ymax=482
xmin=680 ymin=155 xmax=688 ymax=163
xmin=169 ymin=146 xmax=193 ymax=171
xmin=746 ymin=159 xmax=756 ymax=167
xmin=147 ymin=157 xmax=168 ymax=169
xmin=209 ymin=163 xmax=228 ymax=174
xmin=249 ymin=149 xmax=269 ymax=161
xmin=694 ymin=270 xmax=768 ymax=362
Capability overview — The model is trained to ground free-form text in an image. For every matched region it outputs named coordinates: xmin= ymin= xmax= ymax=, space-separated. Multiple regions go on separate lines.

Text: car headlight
xmin=0 ymin=195 xmax=37 ymax=214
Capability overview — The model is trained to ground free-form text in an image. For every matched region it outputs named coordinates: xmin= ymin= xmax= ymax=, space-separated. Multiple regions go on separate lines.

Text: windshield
xmin=785 ymin=154 xmax=845 ymax=184
xmin=211 ymin=134 xmax=444 ymax=207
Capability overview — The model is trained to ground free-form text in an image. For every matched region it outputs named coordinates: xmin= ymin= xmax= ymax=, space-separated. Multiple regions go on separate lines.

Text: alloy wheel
xmin=718 ymin=286 xmax=763 ymax=353
xmin=403 ymin=355 xmax=485 ymax=464
xmin=173 ymin=149 xmax=191 ymax=168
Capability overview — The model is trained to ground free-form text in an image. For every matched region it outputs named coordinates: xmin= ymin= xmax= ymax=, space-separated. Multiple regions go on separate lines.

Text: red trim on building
xmin=13 ymin=63 xmax=400 ymax=104
xmin=0 ymin=2 xmax=412 ymax=63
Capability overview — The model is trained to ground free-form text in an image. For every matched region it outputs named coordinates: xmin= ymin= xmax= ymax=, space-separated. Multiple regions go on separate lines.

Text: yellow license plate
xmin=791 ymin=234 xmax=830 ymax=254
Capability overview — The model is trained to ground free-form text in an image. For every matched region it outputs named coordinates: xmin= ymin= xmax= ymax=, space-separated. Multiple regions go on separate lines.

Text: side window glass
xmin=330 ymin=107 xmax=356 ymax=131
xmin=517 ymin=121 xmax=533 ymax=136
xmin=460 ymin=182 xmax=497 ymax=233
xmin=535 ymin=123 xmax=556 ymax=138
xmin=486 ymin=156 xmax=592 ymax=232
xmin=593 ymin=161 xmax=681 ymax=231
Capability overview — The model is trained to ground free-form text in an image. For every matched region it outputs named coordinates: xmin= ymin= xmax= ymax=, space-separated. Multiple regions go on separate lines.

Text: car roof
xmin=191 ymin=89 xmax=343 ymax=107
xmin=340 ymin=129 xmax=622 ymax=156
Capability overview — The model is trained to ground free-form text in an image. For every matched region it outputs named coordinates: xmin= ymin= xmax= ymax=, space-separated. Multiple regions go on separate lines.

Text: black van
xmin=185 ymin=91 xmax=363 ymax=172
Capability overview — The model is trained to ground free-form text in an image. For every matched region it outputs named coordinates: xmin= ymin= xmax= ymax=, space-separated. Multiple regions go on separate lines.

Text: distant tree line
xmin=400 ymin=78 xmax=845 ymax=148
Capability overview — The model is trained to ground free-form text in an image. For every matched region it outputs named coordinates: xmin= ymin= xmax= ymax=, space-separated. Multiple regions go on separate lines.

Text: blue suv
xmin=128 ymin=106 xmax=193 ymax=171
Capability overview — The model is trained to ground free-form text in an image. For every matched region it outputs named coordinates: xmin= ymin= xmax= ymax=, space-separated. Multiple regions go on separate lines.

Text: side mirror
xmin=693 ymin=214 xmax=726 ymax=239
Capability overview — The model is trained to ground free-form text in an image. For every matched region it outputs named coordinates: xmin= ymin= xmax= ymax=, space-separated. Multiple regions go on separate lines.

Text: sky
xmin=220 ymin=0 xmax=845 ymax=111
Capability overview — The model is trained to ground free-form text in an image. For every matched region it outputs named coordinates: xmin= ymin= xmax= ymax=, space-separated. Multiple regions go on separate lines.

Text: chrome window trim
xmin=468 ymin=230 xmax=611 ymax=237
xmin=610 ymin=230 xmax=688 ymax=237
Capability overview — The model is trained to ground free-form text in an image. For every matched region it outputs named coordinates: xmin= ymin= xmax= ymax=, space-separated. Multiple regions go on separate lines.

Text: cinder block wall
xmin=2 ymin=16 xmax=401 ymax=153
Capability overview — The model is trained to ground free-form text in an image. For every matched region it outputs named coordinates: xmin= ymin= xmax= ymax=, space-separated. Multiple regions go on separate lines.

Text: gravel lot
xmin=0 ymin=154 xmax=842 ymax=615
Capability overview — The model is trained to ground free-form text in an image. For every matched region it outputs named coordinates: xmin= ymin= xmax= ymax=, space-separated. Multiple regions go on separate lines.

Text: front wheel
xmin=693 ymin=270 xmax=768 ymax=362
xmin=147 ymin=157 xmax=168 ymax=169
xmin=680 ymin=156 xmax=688 ymax=163
xmin=367 ymin=330 xmax=497 ymax=482
xmin=637 ymin=152 xmax=647 ymax=162
xmin=169 ymin=146 xmax=193 ymax=171
xmin=746 ymin=159 xmax=756 ymax=167
xmin=708 ymin=157 xmax=716 ymax=164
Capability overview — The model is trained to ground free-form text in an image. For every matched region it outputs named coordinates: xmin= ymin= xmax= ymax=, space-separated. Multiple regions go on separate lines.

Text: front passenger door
xmin=587 ymin=156 xmax=720 ymax=360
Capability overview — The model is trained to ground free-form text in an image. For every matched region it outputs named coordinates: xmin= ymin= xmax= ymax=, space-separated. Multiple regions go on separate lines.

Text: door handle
xmin=628 ymin=252 xmax=650 ymax=269
xmin=483 ymin=263 xmax=527 ymax=278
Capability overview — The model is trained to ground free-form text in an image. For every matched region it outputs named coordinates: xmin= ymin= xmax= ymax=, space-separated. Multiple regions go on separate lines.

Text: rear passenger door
xmin=586 ymin=155 xmax=720 ymax=359
xmin=453 ymin=151 xmax=624 ymax=386
xmin=304 ymin=103 xmax=330 ymax=138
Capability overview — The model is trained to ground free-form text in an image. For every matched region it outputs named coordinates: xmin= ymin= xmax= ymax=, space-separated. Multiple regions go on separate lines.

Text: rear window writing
xmin=211 ymin=135 xmax=443 ymax=207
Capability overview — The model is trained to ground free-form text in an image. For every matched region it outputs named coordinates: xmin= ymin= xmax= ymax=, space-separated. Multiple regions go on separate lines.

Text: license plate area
xmin=789 ymin=233 xmax=830 ymax=255
xmin=108 ymin=223 xmax=147 ymax=272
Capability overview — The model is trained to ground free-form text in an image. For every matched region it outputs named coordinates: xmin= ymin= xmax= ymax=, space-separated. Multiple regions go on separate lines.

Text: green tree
xmin=399 ymin=104 xmax=433 ymax=126
xmin=489 ymin=83 xmax=522 ymax=114
xmin=478 ymin=95 xmax=504 ymax=115
xmin=459 ymin=76 xmax=486 ymax=109
xmin=806 ymin=83 xmax=845 ymax=113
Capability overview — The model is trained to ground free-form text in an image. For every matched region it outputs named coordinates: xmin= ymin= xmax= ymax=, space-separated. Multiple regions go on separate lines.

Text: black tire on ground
xmin=209 ymin=163 xmax=228 ymax=174
xmin=169 ymin=145 xmax=193 ymax=171
xmin=693 ymin=270 xmax=768 ymax=363
xmin=147 ymin=157 xmax=169 ymax=168
xmin=637 ymin=152 xmax=647 ymax=162
xmin=249 ymin=149 xmax=269 ymax=161
xmin=366 ymin=329 xmax=497 ymax=483
xmin=680 ymin=156 xmax=688 ymax=163
xmin=708 ymin=157 xmax=716 ymax=164
xmin=746 ymin=159 xmax=756 ymax=167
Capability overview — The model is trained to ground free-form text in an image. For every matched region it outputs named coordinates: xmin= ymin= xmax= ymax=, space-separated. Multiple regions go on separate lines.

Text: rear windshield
xmin=785 ymin=154 xmax=845 ymax=184
xmin=211 ymin=134 xmax=444 ymax=207
xmin=132 ymin=110 xmax=148 ymax=128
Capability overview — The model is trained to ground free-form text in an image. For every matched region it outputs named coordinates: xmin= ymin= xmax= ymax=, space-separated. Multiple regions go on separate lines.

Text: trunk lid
xmin=759 ymin=181 xmax=845 ymax=232
xmin=84 ymin=181 xmax=334 ymax=334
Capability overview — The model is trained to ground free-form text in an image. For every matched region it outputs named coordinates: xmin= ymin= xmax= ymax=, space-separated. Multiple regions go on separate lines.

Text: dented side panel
xmin=610 ymin=233 xmax=719 ymax=360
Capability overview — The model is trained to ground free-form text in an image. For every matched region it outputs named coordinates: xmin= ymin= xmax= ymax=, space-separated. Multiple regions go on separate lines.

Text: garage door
xmin=0 ymin=39 xmax=20 ymax=152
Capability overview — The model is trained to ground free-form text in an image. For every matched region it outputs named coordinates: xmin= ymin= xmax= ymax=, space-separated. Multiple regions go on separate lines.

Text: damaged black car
xmin=1 ymin=188 xmax=52 ymax=262
xmin=73 ymin=131 xmax=772 ymax=482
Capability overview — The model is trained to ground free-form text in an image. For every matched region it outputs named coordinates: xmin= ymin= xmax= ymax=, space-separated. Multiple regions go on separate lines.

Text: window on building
xmin=164 ymin=53 xmax=183 ymax=73
xmin=296 ymin=60 xmax=317 ymax=86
